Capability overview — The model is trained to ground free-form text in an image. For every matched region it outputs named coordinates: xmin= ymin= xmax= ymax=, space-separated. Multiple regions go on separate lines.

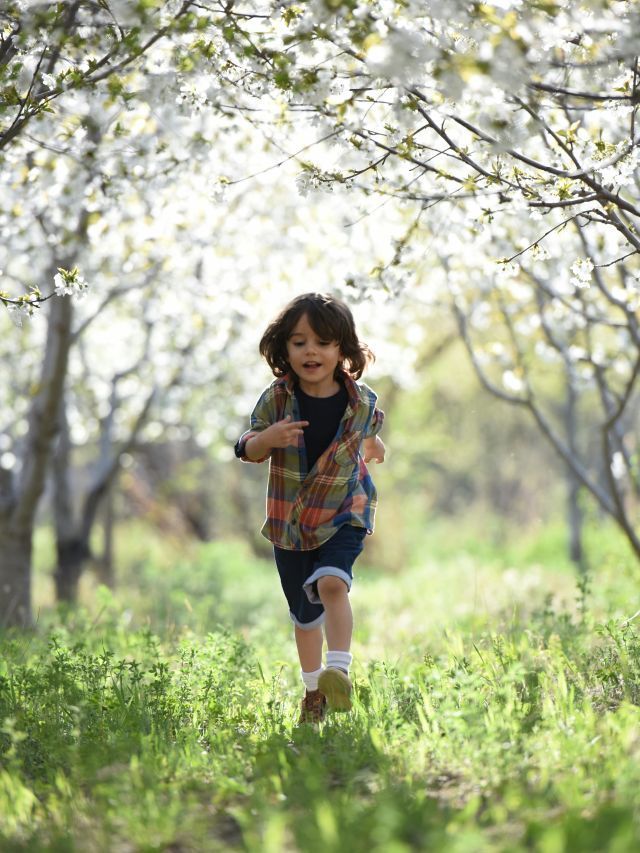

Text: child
xmin=234 ymin=292 xmax=385 ymax=725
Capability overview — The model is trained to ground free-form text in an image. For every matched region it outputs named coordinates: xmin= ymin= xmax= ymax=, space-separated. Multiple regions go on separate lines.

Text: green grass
xmin=3 ymin=522 xmax=640 ymax=850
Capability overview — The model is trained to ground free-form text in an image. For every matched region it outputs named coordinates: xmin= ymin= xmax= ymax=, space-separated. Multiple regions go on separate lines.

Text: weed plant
xmin=2 ymin=526 xmax=639 ymax=851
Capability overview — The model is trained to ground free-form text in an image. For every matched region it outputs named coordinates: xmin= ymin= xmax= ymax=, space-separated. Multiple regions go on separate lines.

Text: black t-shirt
xmin=295 ymin=380 xmax=348 ymax=471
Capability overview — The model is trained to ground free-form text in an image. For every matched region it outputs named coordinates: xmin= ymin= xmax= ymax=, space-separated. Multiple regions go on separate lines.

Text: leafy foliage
xmin=3 ymin=532 xmax=640 ymax=849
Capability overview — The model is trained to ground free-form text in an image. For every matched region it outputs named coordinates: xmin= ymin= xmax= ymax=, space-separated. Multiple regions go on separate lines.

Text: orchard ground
xmin=0 ymin=519 xmax=638 ymax=851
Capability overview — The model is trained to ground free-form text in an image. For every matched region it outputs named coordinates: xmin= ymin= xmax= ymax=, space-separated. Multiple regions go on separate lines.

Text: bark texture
xmin=0 ymin=291 xmax=73 ymax=627
xmin=0 ymin=527 xmax=32 ymax=627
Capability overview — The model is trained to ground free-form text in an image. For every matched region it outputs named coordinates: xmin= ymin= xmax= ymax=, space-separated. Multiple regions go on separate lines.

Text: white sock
xmin=326 ymin=650 xmax=353 ymax=675
xmin=301 ymin=666 xmax=325 ymax=692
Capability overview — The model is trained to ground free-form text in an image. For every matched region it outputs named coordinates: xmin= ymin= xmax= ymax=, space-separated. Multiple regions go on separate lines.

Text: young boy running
xmin=234 ymin=293 xmax=385 ymax=724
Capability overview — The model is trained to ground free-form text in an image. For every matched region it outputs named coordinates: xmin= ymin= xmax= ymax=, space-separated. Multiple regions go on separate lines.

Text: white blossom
xmin=16 ymin=54 xmax=39 ymax=95
xmin=502 ymin=370 xmax=524 ymax=393
xmin=295 ymin=171 xmax=313 ymax=197
xmin=568 ymin=345 xmax=587 ymax=362
xmin=6 ymin=299 xmax=38 ymax=326
xmin=106 ymin=0 xmax=141 ymax=26
xmin=570 ymin=258 xmax=594 ymax=289
xmin=610 ymin=452 xmax=626 ymax=480
xmin=175 ymin=81 xmax=208 ymax=115
xmin=53 ymin=268 xmax=88 ymax=298
xmin=294 ymin=168 xmax=332 ymax=197
xmin=534 ymin=340 xmax=561 ymax=363
xmin=597 ymin=148 xmax=639 ymax=189
xmin=209 ymin=177 xmax=229 ymax=203
xmin=0 ymin=451 xmax=16 ymax=469
xmin=495 ymin=261 xmax=520 ymax=282
xmin=364 ymin=28 xmax=437 ymax=87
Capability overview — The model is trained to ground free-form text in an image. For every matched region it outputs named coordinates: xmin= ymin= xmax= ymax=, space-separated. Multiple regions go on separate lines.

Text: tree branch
xmin=528 ymin=81 xmax=638 ymax=103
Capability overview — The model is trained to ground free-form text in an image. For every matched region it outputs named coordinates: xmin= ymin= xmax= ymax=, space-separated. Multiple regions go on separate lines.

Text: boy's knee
xmin=317 ymin=575 xmax=347 ymax=599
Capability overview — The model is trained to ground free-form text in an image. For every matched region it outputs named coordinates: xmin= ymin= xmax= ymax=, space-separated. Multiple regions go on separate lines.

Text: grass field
xmin=1 ymin=521 xmax=639 ymax=850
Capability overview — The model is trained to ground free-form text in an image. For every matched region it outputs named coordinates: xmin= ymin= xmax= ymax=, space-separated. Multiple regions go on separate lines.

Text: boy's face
xmin=286 ymin=313 xmax=342 ymax=394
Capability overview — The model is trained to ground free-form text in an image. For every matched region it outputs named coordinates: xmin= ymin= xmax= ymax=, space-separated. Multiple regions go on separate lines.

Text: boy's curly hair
xmin=259 ymin=293 xmax=374 ymax=380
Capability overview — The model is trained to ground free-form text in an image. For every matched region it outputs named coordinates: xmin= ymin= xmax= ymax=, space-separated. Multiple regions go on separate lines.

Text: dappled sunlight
xmin=3 ymin=549 xmax=640 ymax=849
xmin=353 ymin=555 xmax=579 ymax=662
xmin=2 ymin=0 xmax=639 ymax=847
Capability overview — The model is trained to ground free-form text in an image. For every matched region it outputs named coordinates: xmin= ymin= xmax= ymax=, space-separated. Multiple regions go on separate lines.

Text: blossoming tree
xmin=220 ymin=0 xmax=640 ymax=561
xmin=0 ymin=0 xmax=267 ymax=625
xmin=3 ymin=0 xmax=639 ymax=629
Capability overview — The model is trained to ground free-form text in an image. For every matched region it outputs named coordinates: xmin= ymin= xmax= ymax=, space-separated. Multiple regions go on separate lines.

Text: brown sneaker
xmin=298 ymin=689 xmax=327 ymax=725
xmin=318 ymin=667 xmax=352 ymax=711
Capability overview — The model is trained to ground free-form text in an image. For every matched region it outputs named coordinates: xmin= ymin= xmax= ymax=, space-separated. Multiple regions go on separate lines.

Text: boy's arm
xmin=362 ymin=397 xmax=385 ymax=463
xmin=235 ymin=387 xmax=309 ymax=463
xmin=235 ymin=425 xmax=274 ymax=463
xmin=362 ymin=435 xmax=385 ymax=464
xmin=364 ymin=405 xmax=384 ymax=438
xmin=234 ymin=387 xmax=276 ymax=463
xmin=243 ymin=430 xmax=274 ymax=462
xmin=235 ymin=431 xmax=268 ymax=463
xmin=244 ymin=417 xmax=309 ymax=460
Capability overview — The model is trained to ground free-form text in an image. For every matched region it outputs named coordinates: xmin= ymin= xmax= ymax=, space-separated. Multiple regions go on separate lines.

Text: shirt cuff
xmin=234 ymin=430 xmax=270 ymax=463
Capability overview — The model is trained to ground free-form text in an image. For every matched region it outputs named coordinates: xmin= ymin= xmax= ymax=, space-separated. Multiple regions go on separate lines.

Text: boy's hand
xmin=265 ymin=415 xmax=309 ymax=449
xmin=362 ymin=435 xmax=385 ymax=464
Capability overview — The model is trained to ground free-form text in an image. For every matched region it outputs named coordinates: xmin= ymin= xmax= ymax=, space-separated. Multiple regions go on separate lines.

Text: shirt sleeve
xmin=234 ymin=385 xmax=278 ymax=463
xmin=363 ymin=405 xmax=384 ymax=439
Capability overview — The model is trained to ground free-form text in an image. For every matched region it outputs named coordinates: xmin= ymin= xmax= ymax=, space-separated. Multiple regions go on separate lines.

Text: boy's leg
xmin=309 ymin=526 xmax=366 ymax=711
xmin=304 ymin=526 xmax=365 ymax=655
xmin=294 ymin=623 xmax=323 ymax=672
xmin=316 ymin=576 xmax=354 ymax=709
xmin=272 ymin=545 xmax=329 ymax=723
xmin=294 ymin=624 xmax=327 ymax=725
xmin=316 ymin=576 xmax=352 ymax=652
xmin=274 ymin=543 xmax=325 ymax=670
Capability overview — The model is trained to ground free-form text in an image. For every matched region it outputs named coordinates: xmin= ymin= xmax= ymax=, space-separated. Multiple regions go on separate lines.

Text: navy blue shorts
xmin=273 ymin=524 xmax=367 ymax=630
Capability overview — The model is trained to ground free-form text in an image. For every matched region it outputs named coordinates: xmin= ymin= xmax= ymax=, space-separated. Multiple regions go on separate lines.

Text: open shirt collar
xmin=279 ymin=368 xmax=362 ymax=416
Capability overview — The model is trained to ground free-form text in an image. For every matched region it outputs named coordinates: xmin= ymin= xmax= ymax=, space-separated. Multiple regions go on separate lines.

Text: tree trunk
xmin=52 ymin=478 xmax=107 ymax=602
xmin=567 ymin=476 xmax=584 ymax=567
xmin=97 ymin=480 xmax=115 ymax=588
xmin=564 ymin=377 xmax=586 ymax=573
xmin=0 ymin=290 xmax=74 ymax=627
xmin=50 ymin=356 xmax=154 ymax=599
xmin=52 ymin=391 xmax=82 ymax=603
xmin=451 ymin=288 xmax=640 ymax=563
xmin=53 ymin=537 xmax=91 ymax=603
xmin=0 ymin=526 xmax=33 ymax=628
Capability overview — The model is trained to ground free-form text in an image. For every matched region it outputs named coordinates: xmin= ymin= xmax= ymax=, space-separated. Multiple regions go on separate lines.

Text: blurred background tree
xmin=1 ymin=0 xmax=638 ymax=627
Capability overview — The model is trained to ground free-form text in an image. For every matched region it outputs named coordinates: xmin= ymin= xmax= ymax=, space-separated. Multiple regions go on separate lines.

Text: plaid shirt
xmin=235 ymin=370 xmax=384 ymax=551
